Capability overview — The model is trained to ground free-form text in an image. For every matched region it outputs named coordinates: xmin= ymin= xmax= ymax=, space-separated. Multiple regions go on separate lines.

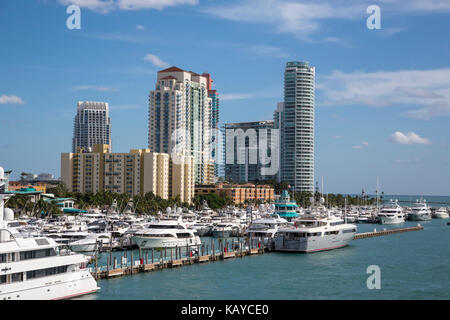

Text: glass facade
xmin=275 ymin=61 xmax=315 ymax=192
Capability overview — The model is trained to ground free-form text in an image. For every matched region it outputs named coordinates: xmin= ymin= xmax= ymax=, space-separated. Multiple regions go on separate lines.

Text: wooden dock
xmin=354 ymin=225 xmax=424 ymax=239
xmin=92 ymin=240 xmax=265 ymax=280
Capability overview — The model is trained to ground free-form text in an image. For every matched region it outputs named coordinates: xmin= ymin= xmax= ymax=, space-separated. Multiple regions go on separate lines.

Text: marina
xmin=89 ymin=224 xmax=426 ymax=280
xmin=1 ymin=167 xmax=449 ymax=300
xmin=76 ymin=219 xmax=449 ymax=300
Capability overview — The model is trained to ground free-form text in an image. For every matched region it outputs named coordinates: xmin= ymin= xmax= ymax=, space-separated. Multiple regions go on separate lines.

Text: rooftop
xmin=158 ymin=66 xmax=184 ymax=73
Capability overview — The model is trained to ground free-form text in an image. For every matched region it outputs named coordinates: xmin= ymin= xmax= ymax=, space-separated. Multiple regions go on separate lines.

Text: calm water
xmin=77 ymin=218 xmax=450 ymax=300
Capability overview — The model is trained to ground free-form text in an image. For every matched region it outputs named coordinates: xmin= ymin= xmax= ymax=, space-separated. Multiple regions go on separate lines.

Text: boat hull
xmin=432 ymin=213 xmax=449 ymax=219
xmin=274 ymin=232 xmax=355 ymax=253
xmin=0 ymin=269 xmax=99 ymax=300
xmin=379 ymin=216 xmax=405 ymax=225
xmin=133 ymin=235 xmax=201 ymax=249
xmin=408 ymin=214 xmax=432 ymax=221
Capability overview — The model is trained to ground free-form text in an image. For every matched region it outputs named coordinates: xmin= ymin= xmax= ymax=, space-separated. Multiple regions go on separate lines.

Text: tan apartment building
xmin=61 ymin=144 xmax=195 ymax=203
xmin=170 ymin=154 xmax=195 ymax=204
xmin=195 ymin=183 xmax=275 ymax=205
xmin=148 ymin=66 xmax=215 ymax=185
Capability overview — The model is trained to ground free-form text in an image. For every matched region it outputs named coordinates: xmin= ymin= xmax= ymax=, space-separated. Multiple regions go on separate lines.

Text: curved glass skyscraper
xmin=275 ymin=61 xmax=315 ymax=193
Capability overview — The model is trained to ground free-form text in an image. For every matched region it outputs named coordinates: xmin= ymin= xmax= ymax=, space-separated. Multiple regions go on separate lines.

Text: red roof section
xmin=160 ymin=76 xmax=177 ymax=80
xmin=158 ymin=66 xmax=184 ymax=73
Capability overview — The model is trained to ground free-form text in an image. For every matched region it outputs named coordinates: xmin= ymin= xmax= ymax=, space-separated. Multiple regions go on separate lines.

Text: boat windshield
xmin=147 ymin=225 xmax=184 ymax=229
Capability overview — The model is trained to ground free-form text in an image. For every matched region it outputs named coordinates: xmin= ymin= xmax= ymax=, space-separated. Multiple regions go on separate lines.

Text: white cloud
xmin=318 ymin=68 xmax=450 ymax=119
xmin=0 ymin=95 xmax=25 ymax=105
xmin=143 ymin=53 xmax=170 ymax=68
xmin=71 ymin=85 xmax=118 ymax=92
xmin=390 ymin=131 xmax=431 ymax=145
xmin=201 ymin=0 xmax=450 ymax=41
xmin=352 ymin=141 xmax=369 ymax=149
xmin=58 ymin=0 xmax=115 ymax=13
xmin=404 ymin=101 xmax=450 ymax=120
xmin=136 ymin=25 xmax=145 ymax=30
xmin=201 ymin=0 xmax=362 ymax=40
xmin=117 ymin=0 xmax=198 ymax=10
xmin=59 ymin=0 xmax=197 ymax=13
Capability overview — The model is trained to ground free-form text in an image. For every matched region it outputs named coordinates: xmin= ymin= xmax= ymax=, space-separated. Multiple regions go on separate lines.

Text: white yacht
xmin=408 ymin=199 xmax=432 ymax=221
xmin=46 ymin=230 xmax=90 ymax=246
xmin=432 ymin=207 xmax=449 ymax=219
xmin=343 ymin=209 xmax=359 ymax=223
xmin=274 ymin=215 xmax=357 ymax=253
xmin=69 ymin=233 xmax=112 ymax=253
xmin=211 ymin=222 xmax=241 ymax=238
xmin=188 ymin=222 xmax=212 ymax=237
xmin=0 ymin=167 xmax=99 ymax=300
xmin=378 ymin=200 xmax=405 ymax=224
xmin=132 ymin=218 xmax=201 ymax=249
xmin=246 ymin=215 xmax=289 ymax=239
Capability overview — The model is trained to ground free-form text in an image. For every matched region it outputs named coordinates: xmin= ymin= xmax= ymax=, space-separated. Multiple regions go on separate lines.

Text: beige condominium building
xmin=61 ymin=144 xmax=194 ymax=204
xmin=148 ymin=66 xmax=215 ymax=185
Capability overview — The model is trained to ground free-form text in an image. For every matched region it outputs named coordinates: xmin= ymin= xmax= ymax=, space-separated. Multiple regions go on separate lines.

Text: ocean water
xmin=77 ymin=218 xmax=450 ymax=300
xmin=371 ymin=194 xmax=450 ymax=207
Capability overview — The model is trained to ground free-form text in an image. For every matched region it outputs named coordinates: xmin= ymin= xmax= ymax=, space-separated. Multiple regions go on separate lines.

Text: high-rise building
xmin=61 ymin=145 xmax=195 ymax=203
xmin=224 ymin=120 xmax=277 ymax=183
xmin=148 ymin=66 xmax=214 ymax=185
xmin=72 ymin=101 xmax=111 ymax=153
xmin=275 ymin=61 xmax=315 ymax=192
xmin=202 ymin=72 xmax=220 ymax=181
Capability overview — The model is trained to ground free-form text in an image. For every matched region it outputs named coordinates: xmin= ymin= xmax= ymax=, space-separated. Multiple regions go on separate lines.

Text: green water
xmin=77 ymin=219 xmax=450 ymax=300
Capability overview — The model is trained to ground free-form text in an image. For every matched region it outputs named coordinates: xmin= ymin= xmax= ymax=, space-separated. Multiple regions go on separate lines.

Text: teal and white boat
xmin=274 ymin=191 xmax=300 ymax=221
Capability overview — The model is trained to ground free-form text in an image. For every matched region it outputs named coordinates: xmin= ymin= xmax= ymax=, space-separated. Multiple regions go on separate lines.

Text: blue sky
xmin=0 ymin=0 xmax=449 ymax=195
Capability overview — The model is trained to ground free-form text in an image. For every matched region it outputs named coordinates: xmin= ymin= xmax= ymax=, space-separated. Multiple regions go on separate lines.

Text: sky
xmin=0 ymin=0 xmax=449 ymax=195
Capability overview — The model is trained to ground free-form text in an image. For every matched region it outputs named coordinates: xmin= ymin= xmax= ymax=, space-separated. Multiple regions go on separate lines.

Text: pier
xmin=353 ymin=225 xmax=424 ymax=239
xmin=91 ymin=238 xmax=265 ymax=280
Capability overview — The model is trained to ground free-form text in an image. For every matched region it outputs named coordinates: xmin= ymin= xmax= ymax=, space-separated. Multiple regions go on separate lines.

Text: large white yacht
xmin=378 ymin=200 xmax=405 ymax=224
xmin=408 ymin=199 xmax=432 ymax=221
xmin=274 ymin=215 xmax=357 ymax=253
xmin=0 ymin=167 xmax=99 ymax=300
xmin=132 ymin=217 xmax=201 ymax=249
